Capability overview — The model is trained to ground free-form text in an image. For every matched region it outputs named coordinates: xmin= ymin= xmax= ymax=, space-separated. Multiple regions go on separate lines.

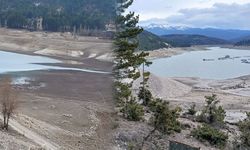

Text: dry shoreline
xmin=0 ymin=28 xmax=115 ymax=149
xmin=147 ymin=45 xmax=250 ymax=60
xmin=136 ymin=45 xmax=250 ymax=124
xmin=145 ymin=45 xmax=250 ymax=116
xmin=144 ymin=45 xmax=250 ymax=100
xmin=0 ymin=28 xmax=114 ymax=72
xmin=0 ymin=28 xmax=113 ymax=59
xmin=147 ymin=46 xmax=210 ymax=60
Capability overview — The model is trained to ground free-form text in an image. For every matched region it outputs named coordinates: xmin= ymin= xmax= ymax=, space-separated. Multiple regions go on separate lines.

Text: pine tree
xmin=114 ymin=0 xmax=151 ymax=119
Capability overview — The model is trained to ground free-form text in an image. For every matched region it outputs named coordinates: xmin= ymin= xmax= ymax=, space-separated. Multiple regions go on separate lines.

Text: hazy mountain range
xmin=137 ymin=24 xmax=250 ymax=50
xmin=143 ymin=23 xmax=250 ymax=41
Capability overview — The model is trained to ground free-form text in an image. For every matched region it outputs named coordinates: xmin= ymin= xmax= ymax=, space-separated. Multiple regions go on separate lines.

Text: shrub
xmin=149 ymin=98 xmax=182 ymax=134
xmin=197 ymin=94 xmax=225 ymax=125
xmin=121 ymin=99 xmax=144 ymax=121
xmin=238 ymin=113 xmax=250 ymax=148
xmin=187 ymin=103 xmax=197 ymax=115
xmin=191 ymin=124 xmax=228 ymax=148
xmin=0 ymin=77 xmax=18 ymax=130
xmin=128 ymin=142 xmax=136 ymax=150
xmin=114 ymin=82 xmax=132 ymax=106
xmin=138 ymin=87 xmax=153 ymax=106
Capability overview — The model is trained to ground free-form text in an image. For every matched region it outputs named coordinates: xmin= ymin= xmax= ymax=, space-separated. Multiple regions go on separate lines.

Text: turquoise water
xmin=0 ymin=51 xmax=108 ymax=74
xmin=146 ymin=47 xmax=250 ymax=79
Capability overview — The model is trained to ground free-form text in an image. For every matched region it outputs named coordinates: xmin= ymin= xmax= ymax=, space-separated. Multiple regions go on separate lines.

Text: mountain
xmin=0 ymin=0 xmax=116 ymax=32
xmin=138 ymin=30 xmax=168 ymax=51
xmin=143 ymin=24 xmax=250 ymax=41
xmin=161 ymin=34 xmax=231 ymax=47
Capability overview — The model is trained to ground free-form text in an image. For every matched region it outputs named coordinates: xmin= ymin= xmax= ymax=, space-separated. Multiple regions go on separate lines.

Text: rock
xmin=225 ymin=111 xmax=247 ymax=124
xmin=63 ymin=114 xmax=73 ymax=118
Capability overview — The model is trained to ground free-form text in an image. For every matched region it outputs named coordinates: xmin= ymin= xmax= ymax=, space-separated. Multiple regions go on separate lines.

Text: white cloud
xmin=165 ymin=3 xmax=250 ymax=29
xmin=129 ymin=0 xmax=250 ymax=20
xmin=129 ymin=1 xmax=250 ymax=29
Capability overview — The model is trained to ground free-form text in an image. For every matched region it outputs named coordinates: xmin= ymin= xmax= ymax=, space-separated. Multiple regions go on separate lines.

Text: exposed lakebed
xmin=0 ymin=50 xmax=108 ymax=74
xmin=146 ymin=47 xmax=250 ymax=79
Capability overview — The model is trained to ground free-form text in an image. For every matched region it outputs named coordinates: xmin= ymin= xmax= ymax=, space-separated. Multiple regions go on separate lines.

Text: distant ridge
xmin=161 ymin=34 xmax=231 ymax=47
xmin=143 ymin=24 xmax=250 ymax=41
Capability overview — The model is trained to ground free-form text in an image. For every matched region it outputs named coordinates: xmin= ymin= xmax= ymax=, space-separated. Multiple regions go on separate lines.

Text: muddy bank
xmin=0 ymin=28 xmax=115 ymax=149
xmin=0 ymin=69 xmax=115 ymax=149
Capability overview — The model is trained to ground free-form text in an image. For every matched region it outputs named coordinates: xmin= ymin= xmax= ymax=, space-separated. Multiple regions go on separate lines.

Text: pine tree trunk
xmin=3 ymin=115 xmax=6 ymax=129
xmin=143 ymin=62 xmax=145 ymax=104
xmin=6 ymin=114 xmax=10 ymax=130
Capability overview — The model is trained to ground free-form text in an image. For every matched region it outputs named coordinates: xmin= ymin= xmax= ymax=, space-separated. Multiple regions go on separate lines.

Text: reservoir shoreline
xmin=0 ymin=28 xmax=115 ymax=149
xmin=146 ymin=46 xmax=250 ymax=80
xmin=147 ymin=45 xmax=250 ymax=60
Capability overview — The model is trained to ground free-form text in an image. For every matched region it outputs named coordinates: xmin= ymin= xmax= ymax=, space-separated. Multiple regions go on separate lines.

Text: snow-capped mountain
xmin=142 ymin=23 xmax=250 ymax=41
xmin=143 ymin=23 xmax=189 ymax=31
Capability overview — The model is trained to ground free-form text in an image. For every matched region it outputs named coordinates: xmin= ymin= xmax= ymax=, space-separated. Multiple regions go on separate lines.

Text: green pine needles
xmin=114 ymin=0 xmax=151 ymax=120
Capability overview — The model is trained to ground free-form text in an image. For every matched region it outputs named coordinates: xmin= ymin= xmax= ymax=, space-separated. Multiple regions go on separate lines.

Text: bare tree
xmin=0 ymin=77 xmax=18 ymax=130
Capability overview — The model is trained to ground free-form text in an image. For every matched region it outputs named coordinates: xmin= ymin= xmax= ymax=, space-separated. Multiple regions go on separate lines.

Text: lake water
xmin=0 ymin=51 xmax=108 ymax=74
xmin=146 ymin=47 xmax=250 ymax=79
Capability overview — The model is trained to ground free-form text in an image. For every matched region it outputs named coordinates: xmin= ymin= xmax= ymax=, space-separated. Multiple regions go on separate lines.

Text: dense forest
xmin=0 ymin=0 xmax=116 ymax=32
xmin=161 ymin=34 xmax=230 ymax=47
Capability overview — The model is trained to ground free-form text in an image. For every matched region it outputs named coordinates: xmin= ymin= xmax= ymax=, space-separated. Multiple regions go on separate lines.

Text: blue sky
xmin=128 ymin=0 xmax=250 ymax=29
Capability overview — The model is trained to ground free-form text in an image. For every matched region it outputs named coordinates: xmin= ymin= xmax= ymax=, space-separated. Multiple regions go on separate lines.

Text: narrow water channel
xmin=0 ymin=51 xmax=108 ymax=74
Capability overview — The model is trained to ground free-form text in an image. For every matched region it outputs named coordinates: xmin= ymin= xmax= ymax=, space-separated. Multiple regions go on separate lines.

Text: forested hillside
xmin=161 ymin=34 xmax=230 ymax=47
xmin=234 ymin=36 xmax=250 ymax=46
xmin=235 ymin=40 xmax=250 ymax=46
xmin=138 ymin=30 xmax=168 ymax=51
xmin=0 ymin=0 xmax=116 ymax=32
